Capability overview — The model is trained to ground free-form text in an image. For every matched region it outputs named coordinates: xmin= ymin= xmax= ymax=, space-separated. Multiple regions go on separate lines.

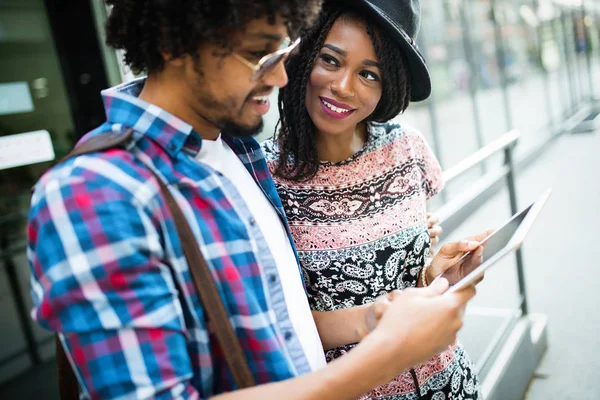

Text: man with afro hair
xmin=27 ymin=1 xmax=476 ymax=399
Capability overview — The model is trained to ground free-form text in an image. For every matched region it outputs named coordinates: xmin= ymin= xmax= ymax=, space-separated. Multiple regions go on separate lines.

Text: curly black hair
xmin=104 ymin=0 xmax=322 ymax=74
xmin=275 ymin=1 xmax=411 ymax=182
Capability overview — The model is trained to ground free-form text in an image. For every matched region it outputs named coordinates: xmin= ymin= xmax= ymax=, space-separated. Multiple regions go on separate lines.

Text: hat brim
xmin=351 ymin=1 xmax=432 ymax=102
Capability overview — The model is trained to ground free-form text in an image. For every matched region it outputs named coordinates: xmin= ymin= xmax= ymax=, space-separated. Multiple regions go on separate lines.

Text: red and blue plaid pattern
xmin=28 ymin=78 xmax=311 ymax=399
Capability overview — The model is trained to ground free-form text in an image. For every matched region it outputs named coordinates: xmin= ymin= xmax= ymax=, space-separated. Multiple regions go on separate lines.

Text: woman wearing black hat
xmin=262 ymin=0 xmax=480 ymax=398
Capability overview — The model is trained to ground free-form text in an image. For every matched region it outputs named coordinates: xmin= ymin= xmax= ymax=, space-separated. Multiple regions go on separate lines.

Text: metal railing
xmin=434 ymin=129 xmax=529 ymax=375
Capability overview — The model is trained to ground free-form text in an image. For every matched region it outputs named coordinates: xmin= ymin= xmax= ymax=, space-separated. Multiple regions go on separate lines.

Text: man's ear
xmin=162 ymin=52 xmax=185 ymax=67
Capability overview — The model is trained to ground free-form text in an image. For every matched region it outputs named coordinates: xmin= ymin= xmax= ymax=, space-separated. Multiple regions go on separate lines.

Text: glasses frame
xmin=233 ymin=37 xmax=301 ymax=81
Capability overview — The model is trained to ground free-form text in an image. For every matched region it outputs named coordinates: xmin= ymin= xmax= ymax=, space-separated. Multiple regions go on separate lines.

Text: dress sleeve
xmin=407 ymin=127 xmax=445 ymax=199
xmin=260 ymin=138 xmax=279 ymax=176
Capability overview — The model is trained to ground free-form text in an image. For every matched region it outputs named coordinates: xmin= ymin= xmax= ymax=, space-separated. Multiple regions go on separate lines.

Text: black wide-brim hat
xmin=349 ymin=0 xmax=432 ymax=102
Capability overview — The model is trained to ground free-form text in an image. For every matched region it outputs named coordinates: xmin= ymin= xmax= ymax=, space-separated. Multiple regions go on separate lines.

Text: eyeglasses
xmin=233 ymin=37 xmax=301 ymax=81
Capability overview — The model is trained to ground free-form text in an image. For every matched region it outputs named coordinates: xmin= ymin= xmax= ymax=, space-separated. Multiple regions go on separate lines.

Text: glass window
xmin=496 ymin=0 xmax=553 ymax=153
xmin=399 ymin=0 xmax=486 ymax=200
xmin=0 ymin=0 xmax=78 ymax=384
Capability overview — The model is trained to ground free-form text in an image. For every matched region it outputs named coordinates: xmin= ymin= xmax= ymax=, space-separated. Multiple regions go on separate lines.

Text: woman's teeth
xmin=321 ymin=99 xmax=351 ymax=113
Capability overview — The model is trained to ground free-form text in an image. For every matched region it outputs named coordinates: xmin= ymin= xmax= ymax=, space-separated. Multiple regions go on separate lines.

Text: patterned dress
xmin=263 ymin=122 xmax=480 ymax=399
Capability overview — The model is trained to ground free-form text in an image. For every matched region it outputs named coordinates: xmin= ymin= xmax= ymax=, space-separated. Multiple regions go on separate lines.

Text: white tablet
xmin=441 ymin=188 xmax=551 ymax=294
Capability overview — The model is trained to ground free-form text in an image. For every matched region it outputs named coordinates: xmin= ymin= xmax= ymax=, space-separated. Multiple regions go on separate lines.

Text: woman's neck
xmin=316 ymin=123 xmax=368 ymax=163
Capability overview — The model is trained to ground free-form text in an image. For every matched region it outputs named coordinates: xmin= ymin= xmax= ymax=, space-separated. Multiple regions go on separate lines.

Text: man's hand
xmin=213 ymin=279 xmax=477 ymax=400
xmin=361 ymin=290 xmax=400 ymax=339
xmin=427 ymin=212 xmax=442 ymax=247
xmin=367 ymin=279 xmax=476 ymax=376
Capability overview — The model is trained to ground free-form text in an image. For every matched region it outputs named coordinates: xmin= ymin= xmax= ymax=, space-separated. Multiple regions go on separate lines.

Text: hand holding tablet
xmin=432 ymin=189 xmax=551 ymax=294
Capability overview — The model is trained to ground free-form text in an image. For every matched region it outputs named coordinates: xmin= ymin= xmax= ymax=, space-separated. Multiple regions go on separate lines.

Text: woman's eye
xmin=320 ymin=54 xmax=339 ymax=67
xmin=361 ymin=70 xmax=380 ymax=82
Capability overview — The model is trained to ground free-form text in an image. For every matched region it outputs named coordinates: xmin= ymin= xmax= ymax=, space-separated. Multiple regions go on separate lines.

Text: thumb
xmin=372 ymin=300 xmax=388 ymax=319
xmin=439 ymin=240 xmax=480 ymax=258
xmin=422 ymin=277 xmax=449 ymax=296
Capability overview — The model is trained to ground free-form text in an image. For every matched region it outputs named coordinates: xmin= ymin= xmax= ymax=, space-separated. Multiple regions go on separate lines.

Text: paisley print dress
xmin=263 ymin=122 xmax=480 ymax=399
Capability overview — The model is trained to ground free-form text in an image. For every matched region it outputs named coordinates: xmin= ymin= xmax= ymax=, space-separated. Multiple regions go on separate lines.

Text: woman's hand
xmin=361 ymin=227 xmax=491 ymax=337
xmin=426 ymin=229 xmax=495 ymax=285
xmin=427 ymin=212 xmax=442 ymax=247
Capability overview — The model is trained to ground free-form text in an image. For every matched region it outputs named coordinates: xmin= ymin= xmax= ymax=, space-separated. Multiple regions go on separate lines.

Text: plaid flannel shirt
xmin=27 ymin=78 xmax=313 ymax=399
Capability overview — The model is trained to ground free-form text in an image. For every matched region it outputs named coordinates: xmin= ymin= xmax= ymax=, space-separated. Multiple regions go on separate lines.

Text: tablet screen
xmin=440 ymin=203 xmax=533 ymax=286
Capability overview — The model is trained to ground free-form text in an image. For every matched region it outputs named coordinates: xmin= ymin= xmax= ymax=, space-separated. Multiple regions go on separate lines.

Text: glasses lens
xmin=254 ymin=53 xmax=285 ymax=81
xmin=279 ymin=37 xmax=292 ymax=50
xmin=252 ymin=37 xmax=298 ymax=81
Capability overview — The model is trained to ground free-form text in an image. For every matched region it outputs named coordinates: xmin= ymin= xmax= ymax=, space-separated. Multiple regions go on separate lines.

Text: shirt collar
xmin=101 ymin=77 xmax=203 ymax=157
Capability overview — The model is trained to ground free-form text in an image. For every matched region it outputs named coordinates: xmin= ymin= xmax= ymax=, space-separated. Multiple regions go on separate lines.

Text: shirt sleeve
xmin=28 ymin=174 xmax=204 ymax=400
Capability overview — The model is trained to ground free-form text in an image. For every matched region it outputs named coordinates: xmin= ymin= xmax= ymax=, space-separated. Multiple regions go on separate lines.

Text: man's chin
xmin=220 ymin=118 xmax=264 ymax=138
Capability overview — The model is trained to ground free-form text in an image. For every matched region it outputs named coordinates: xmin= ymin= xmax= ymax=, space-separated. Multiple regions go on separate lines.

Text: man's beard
xmin=196 ymin=84 xmax=270 ymax=138
xmin=218 ymin=116 xmax=264 ymax=138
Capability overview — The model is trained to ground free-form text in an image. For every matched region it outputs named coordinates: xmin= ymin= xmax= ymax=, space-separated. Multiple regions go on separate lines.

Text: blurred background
xmin=1 ymin=0 xmax=599 ymax=399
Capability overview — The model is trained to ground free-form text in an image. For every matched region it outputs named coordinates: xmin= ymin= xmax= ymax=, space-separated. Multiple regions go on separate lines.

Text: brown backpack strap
xmin=55 ymin=130 xmax=255 ymax=399
xmin=57 ymin=130 xmax=136 ymax=163
xmin=143 ymin=155 xmax=256 ymax=389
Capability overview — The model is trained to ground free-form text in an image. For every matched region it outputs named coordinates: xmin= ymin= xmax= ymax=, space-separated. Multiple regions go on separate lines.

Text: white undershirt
xmin=195 ymin=135 xmax=326 ymax=372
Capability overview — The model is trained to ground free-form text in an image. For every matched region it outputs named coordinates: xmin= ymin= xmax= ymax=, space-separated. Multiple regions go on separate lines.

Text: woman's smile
xmin=319 ymin=96 xmax=356 ymax=119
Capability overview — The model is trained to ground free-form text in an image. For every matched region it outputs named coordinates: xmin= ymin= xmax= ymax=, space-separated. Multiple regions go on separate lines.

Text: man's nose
xmin=262 ymin=60 xmax=289 ymax=88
